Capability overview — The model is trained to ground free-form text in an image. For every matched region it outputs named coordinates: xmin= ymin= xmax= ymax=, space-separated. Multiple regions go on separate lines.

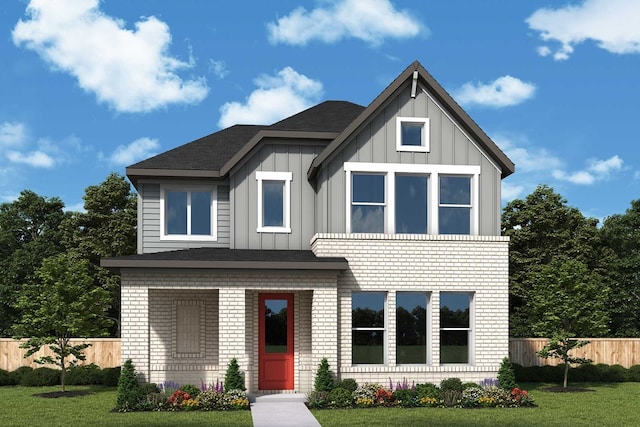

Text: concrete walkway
xmin=249 ymin=394 xmax=321 ymax=427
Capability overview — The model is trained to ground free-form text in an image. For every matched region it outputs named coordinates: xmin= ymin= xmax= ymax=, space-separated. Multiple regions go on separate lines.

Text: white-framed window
xmin=256 ymin=171 xmax=292 ymax=233
xmin=352 ymin=292 xmax=386 ymax=364
xmin=160 ymin=185 xmax=217 ymax=241
xmin=396 ymin=292 xmax=429 ymax=364
xmin=396 ymin=117 xmax=429 ymax=152
xmin=345 ymin=163 xmax=479 ymax=235
xmin=439 ymin=292 xmax=473 ymax=364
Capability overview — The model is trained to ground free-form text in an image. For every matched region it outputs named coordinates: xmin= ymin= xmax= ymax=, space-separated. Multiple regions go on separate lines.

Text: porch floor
xmin=250 ymin=394 xmax=320 ymax=427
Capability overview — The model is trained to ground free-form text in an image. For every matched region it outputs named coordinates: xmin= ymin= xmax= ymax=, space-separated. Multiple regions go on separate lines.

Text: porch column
xmin=121 ymin=284 xmax=150 ymax=382
xmin=311 ymin=287 xmax=339 ymax=378
xmin=218 ymin=287 xmax=247 ymax=380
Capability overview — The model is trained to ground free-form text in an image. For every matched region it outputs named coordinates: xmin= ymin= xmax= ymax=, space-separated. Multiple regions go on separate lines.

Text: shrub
xmin=462 ymin=381 xmax=481 ymax=389
xmin=442 ymin=389 xmax=462 ymax=407
xmin=604 ymin=364 xmax=628 ymax=382
xmin=306 ymin=390 xmax=330 ymax=409
xmin=224 ymin=358 xmax=245 ymax=391
xmin=540 ymin=365 xmax=563 ymax=383
xmin=102 ymin=366 xmax=121 ymax=386
xmin=197 ymin=390 xmax=224 ymax=411
xmin=392 ymin=388 xmax=417 ymax=407
xmin=335 ymin=378 xmax=358 ymax=393
xmin=223 ymin=389 xmax=249 ymax=410
xmin=116 ymin=359 xmax=142 ymax=412
xmin=628 ymin=365 xmax=640 ymax=382
xmin=440 ymin=377 xmax=464 ymax=392
xmin=140 ymin=382 xmax=160 ymax=395
xmin=314 ymin=358 xmax=334 ymax=392
xmin=498 ymin=357 xmax=517 ymax=390
xmin=415 ymin=382 xmax=441 ymax=400
xmin=0 ymin=369 xmax=16 ymax=386
xmin=10 ymin=366 xmax=33 ymax=384
xmin=66 ymin=364 xmax=102 ymax=385
xmin=329 ymin=387 xmax=353 ymax=408
xmin=180 ymin=384 xmax=201 ymax=398
xmin=20 ymin=367 xmax=60 ymax=386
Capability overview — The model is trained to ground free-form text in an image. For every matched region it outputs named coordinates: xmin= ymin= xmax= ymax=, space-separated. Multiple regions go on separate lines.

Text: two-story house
xmin=102 ymin=61 xmax=514 ymax=393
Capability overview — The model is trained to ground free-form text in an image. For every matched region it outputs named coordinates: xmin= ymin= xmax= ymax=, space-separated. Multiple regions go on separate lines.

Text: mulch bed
xmin=35 ymin=390 xmax=92 ymax=398
xmin=541 ymin=386 xmax=594 ymax=393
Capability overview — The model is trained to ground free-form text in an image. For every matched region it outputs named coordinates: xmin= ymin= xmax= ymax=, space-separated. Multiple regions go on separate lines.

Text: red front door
xmin=259 ymin=293 xmax=294 ymax=390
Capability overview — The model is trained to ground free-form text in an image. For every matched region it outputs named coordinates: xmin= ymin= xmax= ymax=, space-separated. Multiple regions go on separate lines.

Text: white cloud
xmin=6 ymin=150 xmax=55 ymax=168
xmin=218 ymin=67 xmax=323 ymax=128
xmin=0 ymin=122 xmax=26 ymax=146
xmin=209 ymin=60 xmax=229 ymax=79
xmin=267 ymin=0 xmax=425 ymax=46
xmin=495 ymin=135 xmax=562 ymax=173
xmin=453 ymin=76 xmax=536 ymax=108
xmin=501 ymin=181 xmax=525 ymax=202
xmin=107 ymin=137 xmax=160 ymax=165
xmin=12 ymin=0 xmax=209 ymax=113
xmin=527 ymin=0 xmax=640 ymax=60
xmin=553 ymin=155 xmax=623 ymax=185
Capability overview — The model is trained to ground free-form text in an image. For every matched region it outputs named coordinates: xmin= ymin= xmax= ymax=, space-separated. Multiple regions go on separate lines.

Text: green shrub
xmin=392 ymin=388 xmax=417 ymax=407
xmin=540 ymin=365 xmax=563 ymax=383
xmin=440 ymin=377 xmax=464 ymax=392
xmin=498 ymin=357 xmax=517 ymax=390
xmin=116 ymin=359 xmax=142 ymax=412
xmin=140 ymin=382 xmax=160 ymax=395
xmin=314 ymin=358 xmax=334 ymax=392
xmin=462 ymin=382 xmax=481 ymax=389
xmin=224 ymin=358 xmax=245 ymax=391
xmin=66 ymin=364 xmax=103 ymax=385
xmin=628 ymin=365 xmax=640 ymax=382
xmin=335 ymin=378 xmax=358 ymax=393
xmin=197 ymin=390 xmax=224 ymax=411
xmin=0 ymin=369 xmax=16 ymax=386
xmin=415 ymin=382 xmax=441 ymax=400
xmin=604 ymin=364 xmax=628 ymax=382
xmin=574 ymin=363 xmax=601 ymax=381
xmin=102 ymin=366 xmax=121 ymax=386
xmin=306 ymin=390 xmax=330 ymax=409
xmin=442 ymin=389 xmax=462 ymax=407
xmin=20 ymin=367 xmax=60 ymax=386
xmin=10 ymin=366 xmax=33 ymax=384
xmin=180 ymin=383 xmax=201 ymax=398
xmin=329 ymin=387 xmax=353 ymax=408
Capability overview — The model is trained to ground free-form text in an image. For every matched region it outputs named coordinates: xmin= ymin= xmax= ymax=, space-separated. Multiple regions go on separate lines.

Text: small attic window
xmin=396 ymin=117 xmax=429 ymax=152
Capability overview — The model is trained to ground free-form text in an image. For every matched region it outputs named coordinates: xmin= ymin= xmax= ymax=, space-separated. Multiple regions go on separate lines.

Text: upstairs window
xmin=161 ymin=185 xmax=216 ymax=241
xmin=351 ymin=173 xmax=385 ymax=233
xmin=395 ymin=175 xmax=428 ymax=234
xmin=396 ymin=117 xmax=429 ymax=152
xmin=256 ymin=171 xmax=292 ymax=233
xmin=439 ymin=176 xmax=471 ymax=234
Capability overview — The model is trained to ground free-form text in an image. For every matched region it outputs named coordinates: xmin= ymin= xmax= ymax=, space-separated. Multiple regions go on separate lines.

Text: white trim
xmin=159 ymin=184 xmax=217 ymax=241
xmin=256 ymin=171 xmax=292 ymax=233
xmin=351 ymin=291 xmax=387 ymax=366
xmin=439 ymin=291 xmax=474 ymax=366
xmin=344 ymin=162 xmax=480 ymax=235
xmin=396 ymin=117 xmax=430 ymax=152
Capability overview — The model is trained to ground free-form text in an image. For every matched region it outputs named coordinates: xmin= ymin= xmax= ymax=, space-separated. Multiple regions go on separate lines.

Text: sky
xmin=1 ymin=0 xmax=639 ymax=222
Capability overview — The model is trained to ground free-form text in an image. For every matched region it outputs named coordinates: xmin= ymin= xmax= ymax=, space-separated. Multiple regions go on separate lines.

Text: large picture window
xmin=352 ymin=292 xmax=385 ymax=364
xmin=256 ymin=171 xmax=292 ymax=233
xmin=161 ymin=186 xmax=216 ymax=241
xmin=396 ymin=175 xmax=428 ymax=234
xmin=440 ymin=292 xmax=472 ymax=364
xmin=396 ymin=292 xmax=428 ymax=364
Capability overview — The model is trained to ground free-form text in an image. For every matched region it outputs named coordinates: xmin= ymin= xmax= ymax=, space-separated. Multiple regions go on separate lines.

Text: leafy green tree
xmin=0 ymin=190 xmax=67 ymax=335
xmin=314 ymin=357 xmax=334 ymax=392
xmin=600 ymin=199 xmax=640 ymax=336
xmin=61 ymin=173 xmax=137 ymax=336
xmin=502 ymin=185 xmax=607 ymax=336
xmin=530 ymin=258 xmax=609 ymax=388
xmin=497 ymin=357 xmax=517 ymax=390
xmin=13 ymin=253 xmax=112 ymax=392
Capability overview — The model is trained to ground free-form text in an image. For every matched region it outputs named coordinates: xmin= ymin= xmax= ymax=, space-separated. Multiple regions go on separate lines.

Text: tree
xmin=530 ymin=258 xmax=609 ymax=388
xmin=0 ymin=190 xmax=67 ymax=335
xmin=224 ymin=358 xmax=246 ymax=391
xmin=502 ymin=185 xmax=607 ymax=336
xmin=600 ymin=199 xmax=640 ymax=336
xmin=13 ymin=253 xmax=112 ymax=392
xmin=314 ymin=357 xmax=334 ymax=392
xmin=61 ymin=173 xmax=137 ymax=336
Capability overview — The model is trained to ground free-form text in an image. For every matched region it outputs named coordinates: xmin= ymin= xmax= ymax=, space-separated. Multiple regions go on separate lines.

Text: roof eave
xmin=126 ymin=168 xmax=222 ymax=188
xmin=100 ymin=258 xmax=349 ymax=272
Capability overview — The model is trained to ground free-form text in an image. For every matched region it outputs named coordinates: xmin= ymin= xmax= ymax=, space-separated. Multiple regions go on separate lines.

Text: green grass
xmin=312 ymin=383 xmax=640 ymax=427
xmin=0 ymin=386 xmax=252 ymax=427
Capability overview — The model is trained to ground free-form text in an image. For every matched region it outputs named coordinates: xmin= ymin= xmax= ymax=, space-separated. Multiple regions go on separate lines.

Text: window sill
xmin=257 ymin=227 xmax=291 ymax=234
xmin=396 ymin=145 xmax=429 ymax=153
xmin=160 ymin=234 xmax=218 ymax=241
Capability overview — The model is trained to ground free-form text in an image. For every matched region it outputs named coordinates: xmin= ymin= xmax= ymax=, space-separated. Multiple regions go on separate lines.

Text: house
xmin=101 ymin=61 xmax=514 ymax=393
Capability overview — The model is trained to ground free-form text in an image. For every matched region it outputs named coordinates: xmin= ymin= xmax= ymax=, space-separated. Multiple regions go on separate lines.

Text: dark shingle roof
xmin=269 ymin=100 xmax=365 ymax=132
xmin=101 ymin=247 xmax=348 ymax=271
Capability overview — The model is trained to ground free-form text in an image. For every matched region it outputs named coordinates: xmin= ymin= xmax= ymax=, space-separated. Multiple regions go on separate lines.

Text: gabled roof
xmin=308 ymin=61 xmax=515 ymax=179
xmin=126 ymin=100 xmax=364 ymax=186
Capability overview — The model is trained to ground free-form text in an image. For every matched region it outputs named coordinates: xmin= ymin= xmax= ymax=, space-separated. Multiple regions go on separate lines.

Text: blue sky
xmin=1 ymin=0 xmax=638 ymax=221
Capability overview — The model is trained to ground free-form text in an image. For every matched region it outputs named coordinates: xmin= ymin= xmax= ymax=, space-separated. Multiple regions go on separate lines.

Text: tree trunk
xmin=61 ymin=364 xmax=66 ymax=393
xmin=563 ymin=362 xmax=569 ymax=388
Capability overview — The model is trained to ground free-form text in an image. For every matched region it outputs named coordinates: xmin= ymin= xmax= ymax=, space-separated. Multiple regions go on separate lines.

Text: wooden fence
xmin=509 ymin=338 xmax=640 ymax=368
xmin=0 ymin=339 xmax=121 ymax=371
xmin=2 ymin=338 xmax=640 ymax=371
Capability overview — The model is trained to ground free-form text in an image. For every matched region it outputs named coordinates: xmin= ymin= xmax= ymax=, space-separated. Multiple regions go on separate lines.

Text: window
xmin=160 ymin=186 xmax=216 ymax=241
xmin=396 ymin=292 xmax=428 ymax=364
xmin=352 ymin=292 xmax=386 ymax=364
xmin=396 ymin=117 xmax=429 ymax=152
xmin=440 ymin=293 xmax=472 ymax=364
xmin=396 ymin=175 xmax=428 ymax=234
xmin=439 ymin=176 xmax=472 ymax=234
xmin=351 ymin=174 xmax=385 ymax=233
xmin=256 ymin=171 xmax=292 ymax=233
xmin=172 ymin=300 xmax=206 ymax=358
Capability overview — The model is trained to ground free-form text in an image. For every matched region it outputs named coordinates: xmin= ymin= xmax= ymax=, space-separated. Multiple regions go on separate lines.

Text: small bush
xmin=66 ymin=364 xmax=103 ymax=385
xmin=0 ymin=369 xmax=16 ymax=386
xmin=329 ymin=387 xmax=353 ymax=408
xmin=224 ymin=358 xmax=245 ymax=391
xmin=140 ymin=382 xmax=160 ymax=395
xmin=498 ymin=357 xmax=517 ymax=390
xmin=307 ymin=390 xmax=330 ymax=409
xmin=20 ymin=367 xmax=60 ymax=386
xmin=197 ymin=390 xmax=224 ymax=411
xmin=116 ymin=359 xmax=142 ymax=412
xmin=628 ymin=365 xmax=640 ymax=382
xmin=335 ymin=378 xmax=358 ymax=393
xmin=180 ymin=384 xmax=201 ymax=398
xmin=540 ymin=365 xmax=563 ymax=383
xmin=440 ymin=377 xmax=464 ymax=392
xmin=604 ymin=364 xmax=628 ymax=382
xmin=314 ymin=358 xmax=334 ymax=392
xmin=102 ymin=366 xmax=121 ymax=386
xmin=462 ymin=382 xmax=481 ymax=389
xmin=415 ymin=382 xmax=441 ymax=400
xmin=10 ymin=366 xmax=33 ymax=384
xmin=392 ymin=388 xmax=417 ymax=407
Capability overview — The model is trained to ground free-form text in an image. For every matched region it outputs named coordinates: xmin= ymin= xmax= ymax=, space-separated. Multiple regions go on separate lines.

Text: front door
xmin=259 ymin=293 xmax=294 ymax=390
